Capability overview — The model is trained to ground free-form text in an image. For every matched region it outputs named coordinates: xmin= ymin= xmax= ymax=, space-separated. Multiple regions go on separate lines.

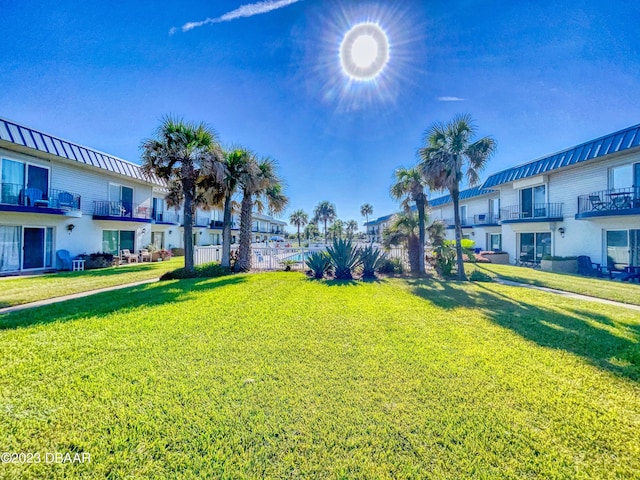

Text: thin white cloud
xmin=172 ymin=0 xmax=302 ymax=34
xmin=437 ymin=96 xmax=465 ymax=102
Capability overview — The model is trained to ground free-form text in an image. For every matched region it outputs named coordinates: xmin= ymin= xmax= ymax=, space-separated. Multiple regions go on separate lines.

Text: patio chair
xmin=119 ymin=249 xmax=137 ymax=263
xmin=56 ymin=249 xmax=73 ymax=271
xmin=588 ymin=194 xmax=607 ymax=211
xmin=577 ymin=256 xmax=607 ymax=278
xmin=57 ymin=191 xmax=75 ymax=209
xmin=24 ymin=187 xmax=48 ymax=207
xmin=139 ymin=249 xmax=152 ymax=262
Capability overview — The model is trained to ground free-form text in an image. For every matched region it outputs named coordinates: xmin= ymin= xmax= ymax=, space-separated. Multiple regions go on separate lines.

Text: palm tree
xmin=328 ymin=219 xmax=344 ymax=240
xmin=382 ymin=212 xmax=422 ymax=273
xmin=235 ymin=157 xmax=288 ymax=272
xmin=289 ymin=209 xmax=309 ymax=246
xmin=141 ymin=116 xmax=225 ymax=274
xmin=345 ymin=220 xmax=358 ymax=239
xmin=360 ymin=203 xmax=373 ymax=241
xmin=304 ymin=222 xmax=320 ymax=241
xmin=418 ymin=114 xmax=496 ymax=280
xmin=390 ymin=167 xmax=429 ymax=274
xmin=314 ymin=201 xmax=337 ymax=243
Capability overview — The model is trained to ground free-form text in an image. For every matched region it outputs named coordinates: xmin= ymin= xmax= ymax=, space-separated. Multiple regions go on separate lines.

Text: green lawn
xmin=467 ymin=262 xmax=640 ymax=306
xmin=0 ymin=258 xmax=183 ymax=308
xmin=1 ymin=273 xmax=639 ymax=478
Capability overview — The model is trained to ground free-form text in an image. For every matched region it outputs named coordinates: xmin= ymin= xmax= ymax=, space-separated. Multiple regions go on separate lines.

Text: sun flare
xmin=340 ymin=23 xmax=389 ymax=81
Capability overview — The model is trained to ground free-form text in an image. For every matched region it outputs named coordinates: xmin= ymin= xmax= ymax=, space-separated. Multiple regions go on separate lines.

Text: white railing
xmin=194 ymin=244 xmax=409 ymax=271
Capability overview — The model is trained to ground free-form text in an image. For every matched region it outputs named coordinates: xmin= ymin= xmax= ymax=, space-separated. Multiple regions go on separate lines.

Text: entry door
xmin=23 ymin=227 xmax=45 ymax=269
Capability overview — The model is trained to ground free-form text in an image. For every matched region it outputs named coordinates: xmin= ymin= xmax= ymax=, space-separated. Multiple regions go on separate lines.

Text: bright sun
xmin=340 ymin=23 xmax=389 ymax=81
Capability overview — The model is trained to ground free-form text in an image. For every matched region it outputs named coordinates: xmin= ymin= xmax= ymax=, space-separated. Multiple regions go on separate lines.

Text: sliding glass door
xmin=519 ymin=232 xmax=551 ymax=263
xmin=606 ymin=229 xmax=640 ymax=269
xmin=21 ymin=227 xmax=53 ymax=270
xmin=0 ymin=226 xmax=21 ymax=272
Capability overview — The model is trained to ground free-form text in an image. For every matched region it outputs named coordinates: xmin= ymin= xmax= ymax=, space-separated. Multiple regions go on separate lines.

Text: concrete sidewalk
xmin=0 ymin=278 xmax=160 ymax=315
xmin=495 ymin=278 xmax=640 ymax=312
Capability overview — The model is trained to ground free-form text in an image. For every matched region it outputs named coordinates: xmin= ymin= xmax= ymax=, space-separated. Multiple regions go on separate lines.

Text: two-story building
xmin=0 ymin=117 xmax=287 ymax=274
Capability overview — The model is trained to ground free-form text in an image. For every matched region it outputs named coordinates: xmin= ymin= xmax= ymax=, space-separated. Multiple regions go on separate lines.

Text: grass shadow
xmin=406 ymin=277 xmax=640 ymax=382
xmin=0 ymin=275 xmax=247 ymax=331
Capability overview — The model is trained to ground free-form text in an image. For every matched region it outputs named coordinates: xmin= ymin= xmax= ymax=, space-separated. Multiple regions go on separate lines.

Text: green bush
xmin=460 ymin=239 xmax=476 ymax=250
xmin=305 ymin=251 xmax=331 ymax=279
xmin=378 ymin=258 xmax=403 ymax=275
xmin=360 ymin=246 xmax=386 ymax=280
xmin=160 ymin=262 xmax=231 ymax=280
xmin=541 ymin=255 xmax=578 ymax=261
xmin=327 ymin=238 xmax=361 ymax=280
xmin=469 ymin=270 xmax=493 ymax=282
xmin=78 ymin=252 xmax=115 ymax=270
xmin=434 ymin=243 xmax=456 ymax=277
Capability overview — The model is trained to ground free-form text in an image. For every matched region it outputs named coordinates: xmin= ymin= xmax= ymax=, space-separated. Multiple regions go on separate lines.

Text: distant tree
xmin=313 ymin=201 xmax=337 ymax=243
xmin=141 ymin=116 xmax=225 ymax=274
xmin=360 ymin=203 xmax=373 ymax=241
xmin=289 ymin=209 xmax=309 ymax=246
xmin=418 ymin=114 xmax=496 ymax=280
xmin=304 ymin=222 xmax=320 ymax=241
xmin=345 ymin=220 xmax=359 ymax=239
xmin=328 ymin=219 xmax=344 ymax=240
xmin=390 ymin=167 xmax=429 ymax=274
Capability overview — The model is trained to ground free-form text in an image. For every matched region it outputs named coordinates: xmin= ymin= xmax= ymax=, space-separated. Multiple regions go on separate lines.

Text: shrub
xmin=326 ymin=238 xmax=362 ymax=280
xmin=360 ymin=246 xmax=386 ymax=279
xmin=469 ymin=270 xmax=493 ymax=282
xmin=306 ymin=251 xmax=331 ymax=279
xmin=279 ymin=259 xmax=297 ymax=271
xmin=170 ymin=248 xmax=185 ymax=257
xmin=378 ymin=257 xmax=404 ymax=275
xmin=160 ymin=262 xmax=231 ymax=280
xmin=434 ymin=243 xmax=456 ymax=277
xmin=541 ymin=255 xmax=578 ymax=261
xmin=78 ymin=252 xmax=114 ymax=270
xmin=460 ymin=239 xmax=476 ymax=250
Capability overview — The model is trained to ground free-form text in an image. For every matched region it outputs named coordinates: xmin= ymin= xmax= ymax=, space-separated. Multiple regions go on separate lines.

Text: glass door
xmin=1 ymin=158 xmax=25 ymax=205
xmin=520 ymin=189 xmax=533 ymax=218
xmin=23 ymin=227 xmax=45 ymax=269
xmin=606 ymin=230 xmax=629 ymax=269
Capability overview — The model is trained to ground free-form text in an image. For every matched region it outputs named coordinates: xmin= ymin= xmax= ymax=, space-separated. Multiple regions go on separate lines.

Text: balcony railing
xmin=152 ymin=210 xmax=179 ymax=224
xmin=443 ymin=217 xmax=473 ymax=227
xmin=93 ymin=201 xmax=151 ymax=220
xmin=1 ymin=182 xmax=80 ymax=210
xmin=472 ymin=213 xmax=500 ymax=225
xmin=500 ymin=203 xmax=563 ymax=222
xmin=577 ymin=187 xmax=640 ymax=216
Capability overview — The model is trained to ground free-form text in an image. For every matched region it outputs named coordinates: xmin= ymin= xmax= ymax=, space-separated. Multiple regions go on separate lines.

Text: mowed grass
xmin=467 ymin=262 xmax=640 ymax=306
xmin=0 ymin=258 xmax=182 ymax=308
xmin=1 ymin=273 xmax=639 ymax=479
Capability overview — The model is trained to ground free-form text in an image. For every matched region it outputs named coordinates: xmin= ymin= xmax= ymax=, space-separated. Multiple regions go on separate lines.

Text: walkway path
xmin=0 ymin=278 xmax=160 ymax=315
xmin=495 ymin=278 xmax=640 ymax=312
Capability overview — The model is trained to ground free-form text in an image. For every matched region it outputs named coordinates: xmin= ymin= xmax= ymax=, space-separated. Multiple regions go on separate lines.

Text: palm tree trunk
xmin=297 ymin=225 xmax=301 ymax=246
xmin=235 ymin=193 xmax=253 ymax=272
xmin=324 ymin=220 xmax=328 ymax=244
xmin=221 ymin=193 xmax=232 ymax=268
xmin=183 ymin=188 xmax=195 ymax=274
xmin=408 ymin=234 xmax=420 ymax=273
xmin=417 ymin=198 xmax=426 ymax=274
xmin=451 ymin=187 xmax=467 ymax=280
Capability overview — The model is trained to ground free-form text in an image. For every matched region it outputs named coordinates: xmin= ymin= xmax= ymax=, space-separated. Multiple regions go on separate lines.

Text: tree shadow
xmin=0 ymin=275 xmax=246 ymax=331
xmin=406 ymin=278 xmax=640 ymax=382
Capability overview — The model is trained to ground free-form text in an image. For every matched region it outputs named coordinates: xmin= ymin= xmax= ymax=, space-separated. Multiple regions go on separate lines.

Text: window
xmin=102 ymin=230 xmax=135 ymax=255
xmin=152 ymin=197 xmax=165 ymax=221
xmin=0 ymin=225 xmax=21 ymax=272
xmin=519 ymin=232 xmax=551 ymax=263
xmin=520 ymin=185 xmax=546 ymax=218
xmin=489 ymin=198 xmax=500 ymax=220
xmin=210 ymin=233 xmax=221 ymax=245
xmin=459 ymin=205 xmax=468 ymax=223
xmin=605 ymin=229 xmax=639 ymax=269
xmin=151 ymin=232 xmax=165 ymax=249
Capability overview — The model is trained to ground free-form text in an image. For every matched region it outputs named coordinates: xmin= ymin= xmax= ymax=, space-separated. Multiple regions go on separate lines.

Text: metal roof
xmin=0 ymin=117 xmax=163 ymax=185
xmin=428 ymin=186 xmax=491 ymax=207
xmin=483 ymin=123 xmax=640 ymax=189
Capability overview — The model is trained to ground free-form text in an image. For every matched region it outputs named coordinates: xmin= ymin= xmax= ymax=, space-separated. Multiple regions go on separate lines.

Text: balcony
xmin=93 ymin=201 xmax=152 ymax=223
xmin=443 ymin=217 xmax=473 ymax=228
xmin=500 ymin=203 xmax=563 ymax=223
xmin=0 ymin=182 xmax=81 ymax=215
xmin=472 ymin=213 xmax=500 ymax=226
xmin=152 ymin=210 xmax=179 ymax=225
xmin=576 ymin=187 xmax=640 ymax=219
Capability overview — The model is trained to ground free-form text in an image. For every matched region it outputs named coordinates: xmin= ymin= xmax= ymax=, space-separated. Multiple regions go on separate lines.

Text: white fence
xmin=194 ymin=244 xmax=408 ymax=271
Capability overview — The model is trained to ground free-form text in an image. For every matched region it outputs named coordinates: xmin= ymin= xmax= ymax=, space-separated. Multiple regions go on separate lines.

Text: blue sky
xmin=2 ymin=0 xmax=640 ymax=227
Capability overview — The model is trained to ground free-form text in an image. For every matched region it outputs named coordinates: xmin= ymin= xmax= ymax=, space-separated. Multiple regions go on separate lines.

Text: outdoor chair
xmin=57 ymin=191 xmax=75 ymax=209
xmin=120 ymin=249 xmax=137 ymax=263
xmin=577 ymin=255 xmax=607 ymax=278
xmin=56 ymin=249 xmax=73 ymax=271
xmin=588 ymin=194 xmax=607 ymax=211
xmin=24 ymin=187 xmax=48 ymax=207
xmin=139 ymin=249 xmax=152 ymax=262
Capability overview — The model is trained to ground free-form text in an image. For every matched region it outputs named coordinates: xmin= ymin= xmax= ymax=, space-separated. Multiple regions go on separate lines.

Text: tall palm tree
xmin=418 ymin=114 xmax=496 ymax=280
xmin=314 ymin=201 xmax=337 ymax=243
xmin=390 ymin=167 xmax=429 ymax=274
xmin=345 ymin=219 xmax=358 ymax=239
xmin=141 ymin=116 xmax=225 ymax=273
xmin=289 ymin=209 xmax=309 ymax=246
xmin=360 ymin=203 xmax=373 ymax=241
xmin=236 ymin=157 xmax=288 ymax=272
xmin=382 ymin=212 xmax=422 ymax=273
